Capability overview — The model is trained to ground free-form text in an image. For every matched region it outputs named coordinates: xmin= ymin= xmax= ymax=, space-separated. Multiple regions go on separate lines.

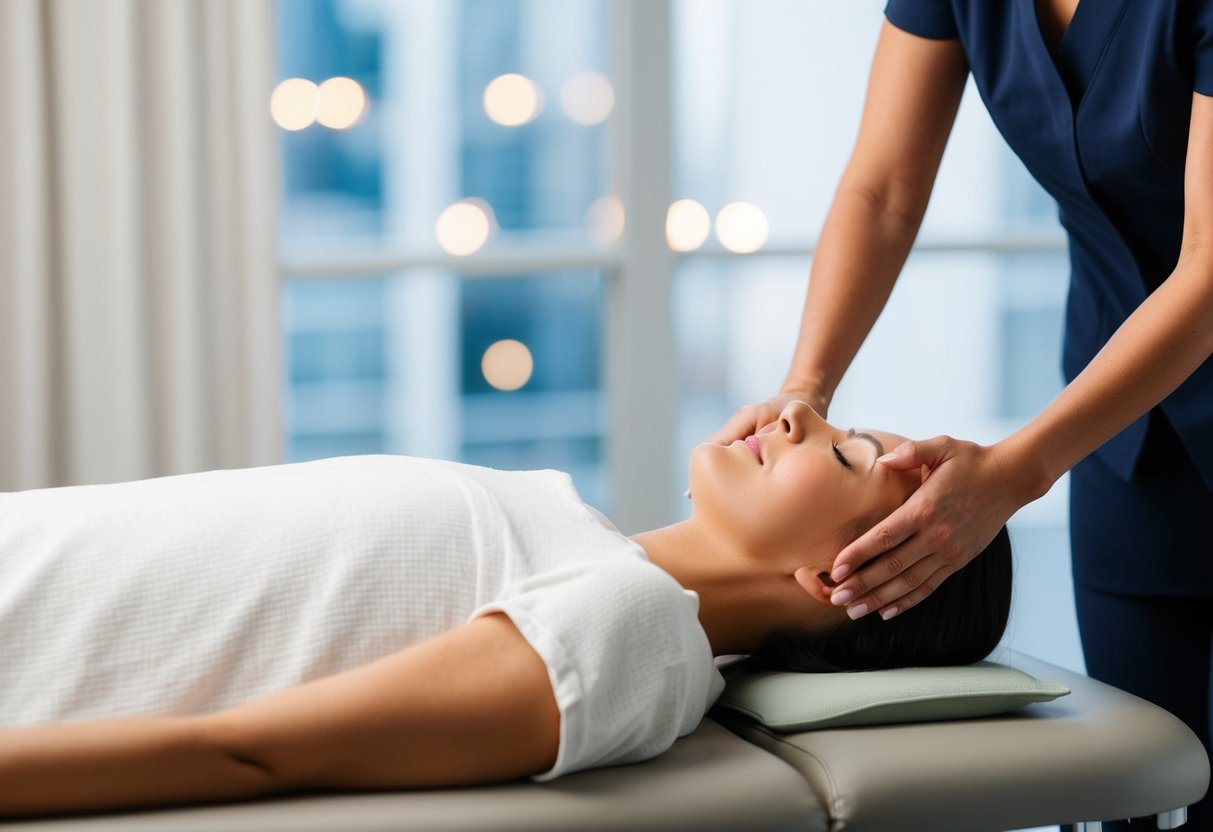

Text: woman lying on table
xmin=0 ymin=399 xmax=1011 ymax=818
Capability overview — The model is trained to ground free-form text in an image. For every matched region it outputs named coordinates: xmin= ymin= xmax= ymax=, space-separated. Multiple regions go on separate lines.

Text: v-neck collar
xmin=1043 ymin=0 xmax=1084 ymax=59
xmin=1030 ymin=0 xmax=1132 ymax=111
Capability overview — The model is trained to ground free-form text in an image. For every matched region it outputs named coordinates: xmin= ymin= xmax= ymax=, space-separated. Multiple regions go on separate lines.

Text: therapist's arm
xmin=709 ymin=20 xmax=969 ymax=443
xmin=828 ymin=91 xmax=1213 ymax=620
xmin=0 ymin=612 xmax=560 ymax=818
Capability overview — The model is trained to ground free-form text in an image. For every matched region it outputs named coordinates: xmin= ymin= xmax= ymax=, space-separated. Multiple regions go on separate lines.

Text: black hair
xmin=739 ymin=525 xmax=1013 ymax=672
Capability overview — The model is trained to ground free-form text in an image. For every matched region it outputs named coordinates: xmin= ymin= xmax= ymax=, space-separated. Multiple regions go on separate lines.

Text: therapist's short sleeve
xmin=884 ymin=0 xmax=958 ymax=40
xmin=1193 ymin=1 xmax=1213 ymax=95
xmin=468 ymin=558 xmax=722 ymax=781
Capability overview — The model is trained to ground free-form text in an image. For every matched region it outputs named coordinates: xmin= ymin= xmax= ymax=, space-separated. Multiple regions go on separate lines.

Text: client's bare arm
xmin=0 ymin=612 xmax=560 ymax=818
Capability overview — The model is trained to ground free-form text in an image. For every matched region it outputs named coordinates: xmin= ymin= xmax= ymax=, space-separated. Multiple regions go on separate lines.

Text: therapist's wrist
xmin=991 ymin=432 xmax=1057 ymax=506
xmin=780 ymin=374 xmax=832 ymax=414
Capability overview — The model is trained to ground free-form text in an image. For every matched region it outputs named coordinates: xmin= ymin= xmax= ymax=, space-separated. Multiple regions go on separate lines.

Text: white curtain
xmin=0 ymin=0 xmax=281 ymax=490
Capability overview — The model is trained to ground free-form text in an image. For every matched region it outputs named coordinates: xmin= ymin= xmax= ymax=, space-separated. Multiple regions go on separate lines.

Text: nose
xmin=760 ymin=398 xmax=823 ymax=444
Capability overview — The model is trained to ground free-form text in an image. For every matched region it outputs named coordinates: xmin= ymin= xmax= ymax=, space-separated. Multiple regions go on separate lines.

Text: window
xmin=277 ymin=0 xmax=613 ymax=510
xmin=277 ymin=0 xmax=1084 ymax=672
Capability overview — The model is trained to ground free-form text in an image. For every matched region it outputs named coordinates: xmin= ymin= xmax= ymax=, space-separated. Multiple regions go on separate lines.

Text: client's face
xmin=689 ymin=400 xmax=921 ymax=567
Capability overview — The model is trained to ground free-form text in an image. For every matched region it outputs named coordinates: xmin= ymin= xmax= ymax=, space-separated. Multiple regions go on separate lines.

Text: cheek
xmin=690 ymin=446 xmax=866 ymax=548
xmin=690 ymin=445 xmax=784 ymax=535
xmin=718 ymin=458 xmax=834 ymax=550
xmin=774 ymin=461 xmax=834 ymax=505
xmin=759 ymin=463 xmax=843 ymax=541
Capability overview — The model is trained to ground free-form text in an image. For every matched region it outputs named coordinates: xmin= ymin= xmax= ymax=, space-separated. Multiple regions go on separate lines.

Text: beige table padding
xmin=711 ymin=648 xmax=1211 ymax=832
xmin=2 ymin=718 xmax=825 ymax=832
xmin=7 ymin=649 xmax=1208 ymax=832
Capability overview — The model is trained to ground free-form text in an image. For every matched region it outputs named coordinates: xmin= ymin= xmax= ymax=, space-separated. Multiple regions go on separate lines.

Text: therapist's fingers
xmin=829 ymin=434 xmax=967 ymax=583
xmin=828 ymin=499 xmax=921 ymax=585
xmin=874 ymin=435 xmax=956 ymax=473
xmin=706 ymin=390 xmax=826 ymax=446
xmin=869 ymin=561 xmax=958 ymax=621
xmin=706 ymin=404 xmax=773 ymax=447
xmin=826 ymin=436 xmax=1032 ymax=619
xmin=833 ymin=552 xmax=954 ymax=621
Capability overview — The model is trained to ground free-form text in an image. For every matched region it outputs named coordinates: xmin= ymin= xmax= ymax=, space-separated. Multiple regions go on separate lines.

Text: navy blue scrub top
xmin=883 ymin=0 xmax=1213 ymax=492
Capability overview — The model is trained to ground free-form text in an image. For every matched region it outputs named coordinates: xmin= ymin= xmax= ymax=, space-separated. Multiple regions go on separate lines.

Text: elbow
xmin=1176 ymin=233 xmax=1209 ymax=267
xmin=1172 ymin=245 xmax=1213 ymax=317
xmin=196 ymin=715 xmax=285 ymax=798
xmin=839 ymin=172 xmax=930 ymax=233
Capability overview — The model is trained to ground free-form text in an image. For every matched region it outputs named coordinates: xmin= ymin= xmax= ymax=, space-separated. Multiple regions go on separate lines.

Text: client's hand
xmin=825 ymin=436 xmax=1033 ymax=620
xmin=707 ymin=388 xmax=831 ymax=446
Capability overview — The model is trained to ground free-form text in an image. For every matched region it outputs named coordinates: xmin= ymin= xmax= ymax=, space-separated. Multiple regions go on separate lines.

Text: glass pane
xmin=275 ymin=0 xmax=611 ymax=250
xmin=672 ymin=0 xmax=1061 ymax=242
xmin=284 ymin=278 xmax=390 ymax=460
xmin=283 ymin=270 xmax=609 ymax=512
xmin=675 ymin=252 xmax=1070 ymax=454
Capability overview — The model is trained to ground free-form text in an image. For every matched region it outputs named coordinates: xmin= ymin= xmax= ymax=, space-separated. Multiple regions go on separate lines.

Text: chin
xmin=686 ymin=442 xmax=728 ymax=502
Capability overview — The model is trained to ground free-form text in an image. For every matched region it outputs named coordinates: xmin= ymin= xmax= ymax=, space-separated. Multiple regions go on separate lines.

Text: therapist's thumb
xmin=876 ymin=436 xmax=953 ymax=471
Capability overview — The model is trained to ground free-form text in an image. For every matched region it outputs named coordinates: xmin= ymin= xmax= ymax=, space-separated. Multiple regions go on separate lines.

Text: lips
xmin=744 ymin=435 xmax=762 ymax=463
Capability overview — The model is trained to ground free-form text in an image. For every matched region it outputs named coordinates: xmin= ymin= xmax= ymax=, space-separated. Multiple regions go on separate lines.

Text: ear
xmin=793 ymin=566 xmax=839 ymax=605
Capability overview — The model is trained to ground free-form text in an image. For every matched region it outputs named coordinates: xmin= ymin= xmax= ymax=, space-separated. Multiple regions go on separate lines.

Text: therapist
xmin=710 ymin=2 xmax=1213 ymax=827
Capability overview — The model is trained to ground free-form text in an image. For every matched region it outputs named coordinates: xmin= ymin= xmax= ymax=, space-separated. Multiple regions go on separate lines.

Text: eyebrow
xmin=847 ymin=428 xmax=885 ymax=460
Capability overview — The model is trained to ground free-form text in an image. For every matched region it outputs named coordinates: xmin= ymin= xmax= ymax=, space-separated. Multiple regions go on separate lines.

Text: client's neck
xmin=630 ymin=520 xmax=844 ymax=656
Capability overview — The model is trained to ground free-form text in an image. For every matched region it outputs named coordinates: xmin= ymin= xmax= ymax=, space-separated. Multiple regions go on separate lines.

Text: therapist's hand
xmin=825 ymin=436 xmax=1035 ymax=621
xmin=708 ymin=388 xmax=831 ymax=446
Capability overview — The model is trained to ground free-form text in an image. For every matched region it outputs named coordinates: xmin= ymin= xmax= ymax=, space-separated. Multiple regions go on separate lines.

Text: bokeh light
xmin=270 ymin=78 xmax=319 ymax=131
xmin=561 ymin=71 xmax=614 ymax=125
xmin=482 ymin=339 xmax=534 ymax=391
xmin=665 ymin=199 xmax=711 ymax=251
xmin=715 ymin=202 xmax=770 ymax=253
xmin=484 ymin=73 xmax=544 ymax=127
xmin=435 ymin=199 xmax=495 ymax=255
xmin=316 ymin=76 xmax=368 ymax=129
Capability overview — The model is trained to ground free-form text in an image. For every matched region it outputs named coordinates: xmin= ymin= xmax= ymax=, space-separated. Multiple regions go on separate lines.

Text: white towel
xmin=0 ymin=455 xmax=724 ymax=780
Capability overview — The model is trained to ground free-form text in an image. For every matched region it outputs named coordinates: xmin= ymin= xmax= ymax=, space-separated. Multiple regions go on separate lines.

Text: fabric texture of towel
xmin=0 ymin=455 xmax=725 ymax=781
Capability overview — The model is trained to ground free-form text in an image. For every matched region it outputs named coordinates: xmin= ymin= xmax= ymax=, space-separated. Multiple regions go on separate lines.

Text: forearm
xmin=0 ymin=714 xmax=277 ymax=819
xmin=1003 ymin=257 xmax=1213 ymax=494
xmin=783 ymin=179 xmax=923 ymax=401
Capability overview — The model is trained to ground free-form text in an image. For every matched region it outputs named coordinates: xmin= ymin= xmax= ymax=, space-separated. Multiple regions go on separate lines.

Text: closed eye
xmin=832 ymin=442 xmax=852 ymax=470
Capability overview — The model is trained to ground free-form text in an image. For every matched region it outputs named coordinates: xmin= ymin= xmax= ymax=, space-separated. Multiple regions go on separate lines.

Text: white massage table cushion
xmin=714 ymin=660 xmax=1070 ymax=730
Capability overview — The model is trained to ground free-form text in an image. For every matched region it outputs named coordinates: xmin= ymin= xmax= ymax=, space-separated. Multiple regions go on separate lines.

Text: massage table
xmin=6 ymin=649 xmax=1208 ymax=832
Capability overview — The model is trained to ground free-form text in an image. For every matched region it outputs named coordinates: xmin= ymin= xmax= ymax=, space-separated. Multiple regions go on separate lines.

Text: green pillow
xmin=713 ymin=661 xmax=1071 ymax=731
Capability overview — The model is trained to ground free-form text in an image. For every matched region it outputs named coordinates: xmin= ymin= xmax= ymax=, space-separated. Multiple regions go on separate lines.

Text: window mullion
xmin=607 ymin=0 xmax=676 ymax=533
